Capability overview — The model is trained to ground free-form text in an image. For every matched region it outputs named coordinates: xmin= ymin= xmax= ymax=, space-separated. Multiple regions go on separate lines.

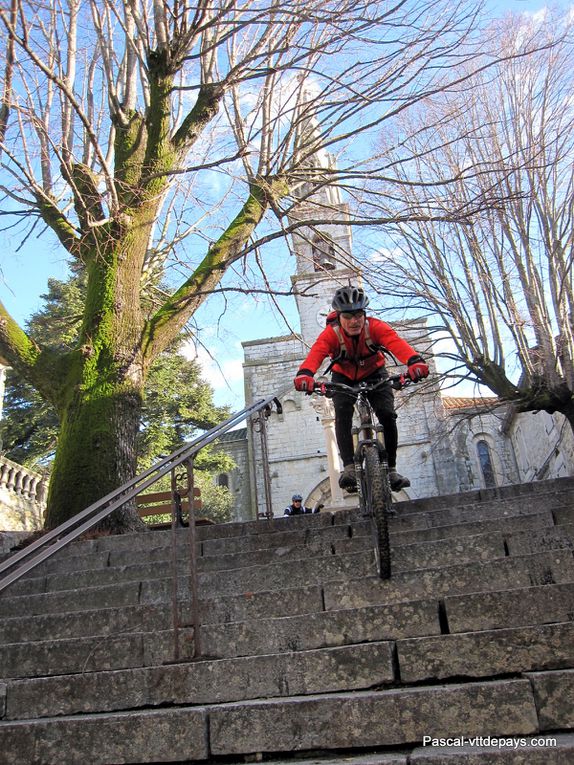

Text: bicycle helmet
xmin=292 ymin=494 xmax=303 ymax=501
xmin=332 ymin=285 xmax=369 ymax=313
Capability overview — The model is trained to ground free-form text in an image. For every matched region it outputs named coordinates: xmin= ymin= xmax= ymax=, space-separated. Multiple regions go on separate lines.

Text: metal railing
xmin=0 ymin=393 xmax=283 ymax=659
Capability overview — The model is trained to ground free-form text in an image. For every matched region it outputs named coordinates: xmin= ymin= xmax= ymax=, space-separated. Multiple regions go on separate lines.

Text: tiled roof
xmin=442 ymin=396 xmax=499 ymax=411
xmin=216 ymin=427 xmax=247 ymax=442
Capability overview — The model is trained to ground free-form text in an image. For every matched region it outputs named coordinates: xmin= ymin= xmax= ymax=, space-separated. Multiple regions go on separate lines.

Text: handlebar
xmin=312 ymin=373 xmax=411 ymax=397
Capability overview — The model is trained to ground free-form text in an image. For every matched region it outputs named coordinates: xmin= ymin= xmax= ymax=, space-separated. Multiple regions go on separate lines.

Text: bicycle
xmin=312 ymin=373 xmax=411 ymax=579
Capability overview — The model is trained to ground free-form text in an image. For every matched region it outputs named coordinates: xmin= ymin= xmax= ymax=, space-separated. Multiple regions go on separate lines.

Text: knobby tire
xmin=362 ymin=446 xmax=392 ymax=579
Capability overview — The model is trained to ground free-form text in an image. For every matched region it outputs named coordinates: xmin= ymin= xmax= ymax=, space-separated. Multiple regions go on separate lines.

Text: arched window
xmin=476 ymin=440 xmax=496 ymax=488
xmin=311 ymin=235 xmax=336 ymax=271
xmin=218 ymin=473 xmax=229 ymax=488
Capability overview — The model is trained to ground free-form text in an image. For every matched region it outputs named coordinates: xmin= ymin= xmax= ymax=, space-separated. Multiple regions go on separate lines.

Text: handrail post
xmin=170 ymin=468 xmax=181 ymax=662
xmin=185 ymin=458 xmax=201 ymax=658
xmin=258 ymin=405 xmax=274 ymax=520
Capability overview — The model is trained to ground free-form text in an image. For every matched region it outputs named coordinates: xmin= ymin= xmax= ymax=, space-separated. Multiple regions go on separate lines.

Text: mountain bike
xmin=313 ymin=373 xmax=410 ymax=579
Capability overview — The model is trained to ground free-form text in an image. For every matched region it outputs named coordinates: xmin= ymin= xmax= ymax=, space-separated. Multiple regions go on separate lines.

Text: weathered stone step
xmin=408 ymin=733 xmax=574 ymax=763
xmin=6 ymin=536 xmax=370 ymax=598
xmin=2 ymin=543 xmax=572 ymax=628
xmin=390 ymin=510 xmax=555 ymax=546
xmin=0 ymin=594 xmax=439 ymax=677
xmin=9 ymin=506 xmax=567 ymax=597
xmin=506 ymin=525 xmax=574 ymax=556
xmin=0 ymin=603 xmax=174 ymax=644
xmin=392 ymin=494 xmax=572 ymax=532
xmin=445 ymin=582 xmax=574 ymax=633
xmin=0 ymin=583 xmax=326 ymax=643
xmin=323 ymin=550 xmax=574 ymax=611
xmin=21 ymin=519 xmax=368 ymax=579
xmin=200 ymin=597 xmax=440 ymax=659
xmin=526 ymin=669 xmax=574 ymax=732
xmin=0 ymin=678 xmax=541 ymax=764
xmin=0 ymin=626 xmax=192 ymax=680
xmin=11 ymin=526 xmax=516 ymax=602
xmin=394 ymin=477 xmax=574 ymax=515
xmin=397 ymin=621 xmax=574 ymax=683
xmin=0 ymin=704 xmax=209 ymax=764
xmin=209 ymin=679 xmax=539 ymax=756
xmin=4 ymin=564 xmax=573 ymax=650
xmin=4 ymin=641 xmax=396 ymax=719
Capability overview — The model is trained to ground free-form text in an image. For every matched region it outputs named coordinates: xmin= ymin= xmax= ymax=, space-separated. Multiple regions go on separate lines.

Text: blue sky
xmin=0 ymin=0 xmax=563 ymax=411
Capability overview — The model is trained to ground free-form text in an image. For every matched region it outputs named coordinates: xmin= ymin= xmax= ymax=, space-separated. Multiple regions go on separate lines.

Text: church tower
xmin=287 ymin=92 xmax=361 ymax=346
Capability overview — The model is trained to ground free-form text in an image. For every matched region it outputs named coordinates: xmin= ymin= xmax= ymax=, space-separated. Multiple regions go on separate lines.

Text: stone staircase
xmin=0 ymin=477 xmax=573 ymax=764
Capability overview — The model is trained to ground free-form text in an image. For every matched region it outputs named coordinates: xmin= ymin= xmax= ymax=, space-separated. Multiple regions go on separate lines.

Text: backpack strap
xmin=323 ymin=318 xmax=385 ymax=374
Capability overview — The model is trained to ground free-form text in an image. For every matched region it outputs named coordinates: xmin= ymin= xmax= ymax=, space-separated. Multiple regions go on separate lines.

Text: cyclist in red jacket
xmin=294 ymin=285 xmax=429 ymax=492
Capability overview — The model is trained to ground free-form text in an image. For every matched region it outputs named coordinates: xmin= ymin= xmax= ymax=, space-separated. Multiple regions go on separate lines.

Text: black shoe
xmin=338 ymin=464 xmax=358 ymax=491
xmin=389 ymin=470 xmax=410 ymax=492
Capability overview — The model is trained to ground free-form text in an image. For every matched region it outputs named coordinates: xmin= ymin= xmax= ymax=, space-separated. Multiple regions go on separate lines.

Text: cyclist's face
xmin=339 ymin=311 xmax=365 ymax=336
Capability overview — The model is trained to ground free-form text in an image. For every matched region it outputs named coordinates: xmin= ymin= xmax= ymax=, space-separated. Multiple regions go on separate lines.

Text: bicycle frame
xmin=313 ymin=373 xmax=409 ymax=578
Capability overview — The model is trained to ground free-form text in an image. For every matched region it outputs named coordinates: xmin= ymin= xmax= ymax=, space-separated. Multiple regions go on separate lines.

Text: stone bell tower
xmin=288 ymin=89 xmax=362 ymax=348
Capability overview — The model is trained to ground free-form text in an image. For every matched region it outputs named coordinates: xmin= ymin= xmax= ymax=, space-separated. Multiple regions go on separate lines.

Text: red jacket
xmin=299 ymin=317 xmax=417 ymax=382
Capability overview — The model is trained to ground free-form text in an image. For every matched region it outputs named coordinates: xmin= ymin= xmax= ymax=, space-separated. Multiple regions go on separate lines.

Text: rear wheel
xmin=361 ymin=446 xmax=392 ymax=579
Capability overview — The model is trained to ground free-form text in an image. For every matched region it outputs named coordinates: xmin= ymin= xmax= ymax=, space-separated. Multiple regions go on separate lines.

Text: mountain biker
xmin=293 ymin=285 xmax=429 ymax=492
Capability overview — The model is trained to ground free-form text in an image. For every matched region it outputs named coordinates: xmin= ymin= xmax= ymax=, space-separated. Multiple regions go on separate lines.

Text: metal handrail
xmin=0 ymin=393 xmax=283 ymax=595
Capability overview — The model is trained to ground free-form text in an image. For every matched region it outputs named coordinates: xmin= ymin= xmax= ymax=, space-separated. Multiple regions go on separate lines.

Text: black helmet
xmin=292 ymin=493 xmax=303 ymax=501
xmin=332 ymin=285 xmax=369 ymax=313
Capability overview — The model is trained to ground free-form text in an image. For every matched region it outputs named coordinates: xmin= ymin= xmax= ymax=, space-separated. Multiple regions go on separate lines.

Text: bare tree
xmin=363 ymin=9 xmax=574 ymax=434
xmin=0 ymin=0 xmax=497 ymax=529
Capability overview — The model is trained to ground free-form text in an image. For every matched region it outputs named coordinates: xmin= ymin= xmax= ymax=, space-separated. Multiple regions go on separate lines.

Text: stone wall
xmin=506 ymin=408 xmax=574 ymax=482
xmin=211 ymin=428 xmax=252 ymax=522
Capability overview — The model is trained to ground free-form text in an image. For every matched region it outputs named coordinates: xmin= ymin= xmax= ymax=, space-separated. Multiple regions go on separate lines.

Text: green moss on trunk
xmin=45 ymin=372 xmax=145 ymax=531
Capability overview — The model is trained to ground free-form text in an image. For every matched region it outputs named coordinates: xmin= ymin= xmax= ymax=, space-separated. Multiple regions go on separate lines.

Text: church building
xmin=214 ymin=131 xmax=574 ymax=520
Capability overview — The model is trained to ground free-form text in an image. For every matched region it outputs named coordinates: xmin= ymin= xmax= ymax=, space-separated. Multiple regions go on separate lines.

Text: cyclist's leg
xmin=367 ymin=373 xmax=410 ymax=491
xmin=331 ymin=372 xmax=357 ymax=488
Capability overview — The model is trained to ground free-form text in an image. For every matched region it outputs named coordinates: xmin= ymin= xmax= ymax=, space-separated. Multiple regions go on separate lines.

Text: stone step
xmin=3 ymin=556 xmax=573 ymax=648
xmin=0 ymin=678 xmax=541 ymax=764
xmin=0 ymin=594 xmax=440 ymax=677
xmin=5 ymin=526 xmax=513 ymax=601
xmin=526 ymin=669 xmax=574 ymax=732
xmin=506 ymin=525 xmax=574 ymax=556
xmin=9 ymin=506 xmax=567 ymax=596
xmin=2 ymin=544 xmax=572 ymax=628
xmin=200 ymin=597 xmax=441 ymax=659
xmin=444 ymin=582 xmax=574 ymax=633
xmin=409 ymin=733 xmax=574 ymax=763
xmin=0 ymin=581 xmax=328 ymax=643
xmin=207 ymin=680 xmax=540 ymax=756
xmin=398 ymin=621 xmax=574 ymax=683
xmin=0 ymin=626 xmax=192 ymax=680
xmin=323 ymin=549 xmax=574 ymax=610
xmin=394 ymin=478 xmax=574 ymax=514
xmin=6 ymin=536 xmax=370 ymax=598
xmin=23 ymin=519 xmax=369 ymax=579
xmin=390 ymin=510 xmax=555 ymax=546
xmin=4 ymin=640 xmax=397 ymax=719
xmin=0 ymin=603 xmax=174 ymax=644
xmin=392 ymin=494 xmax=572 ymax=532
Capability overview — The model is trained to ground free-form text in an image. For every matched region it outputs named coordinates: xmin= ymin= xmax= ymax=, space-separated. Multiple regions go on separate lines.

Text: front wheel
xmin=361 ymin=446 xmax=393 ymax=579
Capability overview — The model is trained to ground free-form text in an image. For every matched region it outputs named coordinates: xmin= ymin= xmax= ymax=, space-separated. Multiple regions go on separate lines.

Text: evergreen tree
xmin=1 ymin=275 xmax=234 ymax=519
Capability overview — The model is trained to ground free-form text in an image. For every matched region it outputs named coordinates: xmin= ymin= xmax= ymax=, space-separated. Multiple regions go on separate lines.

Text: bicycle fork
xmin=353 ymin=424 xmax=389 ymax=513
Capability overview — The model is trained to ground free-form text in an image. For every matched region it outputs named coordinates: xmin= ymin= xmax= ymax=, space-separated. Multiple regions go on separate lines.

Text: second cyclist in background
xmin=294 ymin=285 xmax=429 ymax=493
